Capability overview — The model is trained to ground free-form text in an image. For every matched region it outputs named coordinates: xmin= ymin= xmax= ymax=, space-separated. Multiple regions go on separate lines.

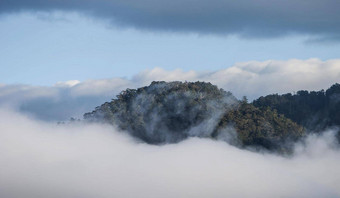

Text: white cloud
xmin=0 ymin=109 xmax=339 ymax=198
xmin=203 ymin=58 xmax=340 ymax=98
xmin=133 ymin=58 xmax=340 ymax=99
xmin=0 ymin=58 xmax=339 ymax=121
xmin=69 ymin=78 xmax=131 ymax=97
xmin=1 ymin=59 xmax=339 ymax=197
xmin=54 ymin=80 xmax=81 ymax=87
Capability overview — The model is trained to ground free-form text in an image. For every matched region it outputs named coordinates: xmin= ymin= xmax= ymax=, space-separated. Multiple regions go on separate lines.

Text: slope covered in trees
xmin=216 ymin=102 xmax=304 ymax=152
xmin=253 ymin=83 xmax=340 ymax=133
xmin=84 ymin=81 xmax=304 ymax=153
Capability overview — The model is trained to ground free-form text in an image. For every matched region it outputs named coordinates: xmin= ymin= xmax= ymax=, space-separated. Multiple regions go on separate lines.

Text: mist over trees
xmin=84 ymin=81 xmax=307 ymax=153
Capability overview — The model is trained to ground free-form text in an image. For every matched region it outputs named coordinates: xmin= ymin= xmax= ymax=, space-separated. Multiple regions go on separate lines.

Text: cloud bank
xmin=0 ymin=0 xmax=339 ymax=39
xmin=1 ymin=59 xmax=340 ymax=197
xmin=0 ymin=109 xmax=339 ymax=198
xmin=0 ymin=58 xmax=339 ymax=121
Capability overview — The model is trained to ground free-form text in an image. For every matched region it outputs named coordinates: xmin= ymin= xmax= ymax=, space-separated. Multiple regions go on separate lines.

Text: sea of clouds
xmin=1 ymin=58 xmax=340 ymax=198
xmin=0 ymin=109 xmax=340 ymax=198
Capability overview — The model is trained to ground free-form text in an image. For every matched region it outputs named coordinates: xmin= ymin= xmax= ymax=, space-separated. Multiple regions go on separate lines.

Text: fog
xmin=0 ymin=109 xmax=339 ymax=198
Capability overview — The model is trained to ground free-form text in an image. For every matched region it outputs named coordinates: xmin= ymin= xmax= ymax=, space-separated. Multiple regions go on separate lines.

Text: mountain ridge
xmin=84 ymin=81 xmax=307 ymax=153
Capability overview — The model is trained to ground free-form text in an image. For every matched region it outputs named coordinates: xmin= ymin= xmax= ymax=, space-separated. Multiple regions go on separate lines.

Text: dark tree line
xmin=253 ymin=83 xmax=340 ymax=132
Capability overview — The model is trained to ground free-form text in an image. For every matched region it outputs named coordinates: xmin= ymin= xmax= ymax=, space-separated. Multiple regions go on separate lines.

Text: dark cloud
xmin=0 ymin=0 xmax=339 ymax=38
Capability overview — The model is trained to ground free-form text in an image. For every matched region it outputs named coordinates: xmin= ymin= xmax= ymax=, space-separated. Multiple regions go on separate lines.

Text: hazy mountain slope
xmin=84 ymin=81 xmax=304 ymax=152
xmin=216 ymin=102 xmax=304 ymax=152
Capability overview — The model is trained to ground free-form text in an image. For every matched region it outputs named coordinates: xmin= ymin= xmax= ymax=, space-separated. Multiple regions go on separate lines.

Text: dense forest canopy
xmin=85 ymin=81 xmax=238 ymax=143
xmin=84 ymin=81 xmax=307 ymax=153
xmin=253 ymin=83 xmax=340 ymax=132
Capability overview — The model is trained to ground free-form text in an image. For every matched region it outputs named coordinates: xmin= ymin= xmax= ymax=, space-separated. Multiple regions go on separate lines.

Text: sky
xmin=0 ymin=0 xmax=339 ymax=120
xmin=1 ymin=1 xmax=340 ymax=197
xmin=0 ymin=0 xmax=339 ymax=85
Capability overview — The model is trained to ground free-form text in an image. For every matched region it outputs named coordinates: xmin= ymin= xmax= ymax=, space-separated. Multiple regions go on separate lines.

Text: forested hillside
xmin=84 ymin=81 xmax=304 ymax=153
xmin=253 ymin=83 xmax=340 ymax=132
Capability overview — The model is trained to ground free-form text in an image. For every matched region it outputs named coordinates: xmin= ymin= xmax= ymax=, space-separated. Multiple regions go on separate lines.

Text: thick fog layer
xmin=0 ymin=109 xmax=339 ymax=198
xmin=0 ymin=59 xmax=339 ymax=121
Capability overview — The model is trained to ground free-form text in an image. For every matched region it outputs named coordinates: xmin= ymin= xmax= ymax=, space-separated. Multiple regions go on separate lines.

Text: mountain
xmin=216 ymin=102 xmax=304 ymax=152
xmin=253 ymin=83 xmax=340 ymax=137
xmin=84 ymin=81 xmax=304 ymax=153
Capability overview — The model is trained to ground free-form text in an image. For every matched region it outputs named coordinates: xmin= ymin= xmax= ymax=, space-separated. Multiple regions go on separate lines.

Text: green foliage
xmin=253 ymin=83 xmax=340 ymax=132
xmin=215 ymin=102 xmax=304 ymax=153
xmin=84 ymin=81 xmax=305 ymax=153
xmin=84 ymin=81 xmax=238 ymax=143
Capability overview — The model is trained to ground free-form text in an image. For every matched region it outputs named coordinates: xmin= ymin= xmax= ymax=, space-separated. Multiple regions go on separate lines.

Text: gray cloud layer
xmin=1 ymin=58 xmax=339 ymax=121
xmin=1 ymin=0 xmax=340 ymax=39
xmin=0 ymin=109 xmax=340 ymax=198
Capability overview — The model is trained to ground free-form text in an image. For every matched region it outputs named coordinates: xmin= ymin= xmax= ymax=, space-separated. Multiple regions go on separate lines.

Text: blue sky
xmin=0 ymin=13 xmax=339 ymax=86
xmin=0 ymin=0 xmax=339 ymax=85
